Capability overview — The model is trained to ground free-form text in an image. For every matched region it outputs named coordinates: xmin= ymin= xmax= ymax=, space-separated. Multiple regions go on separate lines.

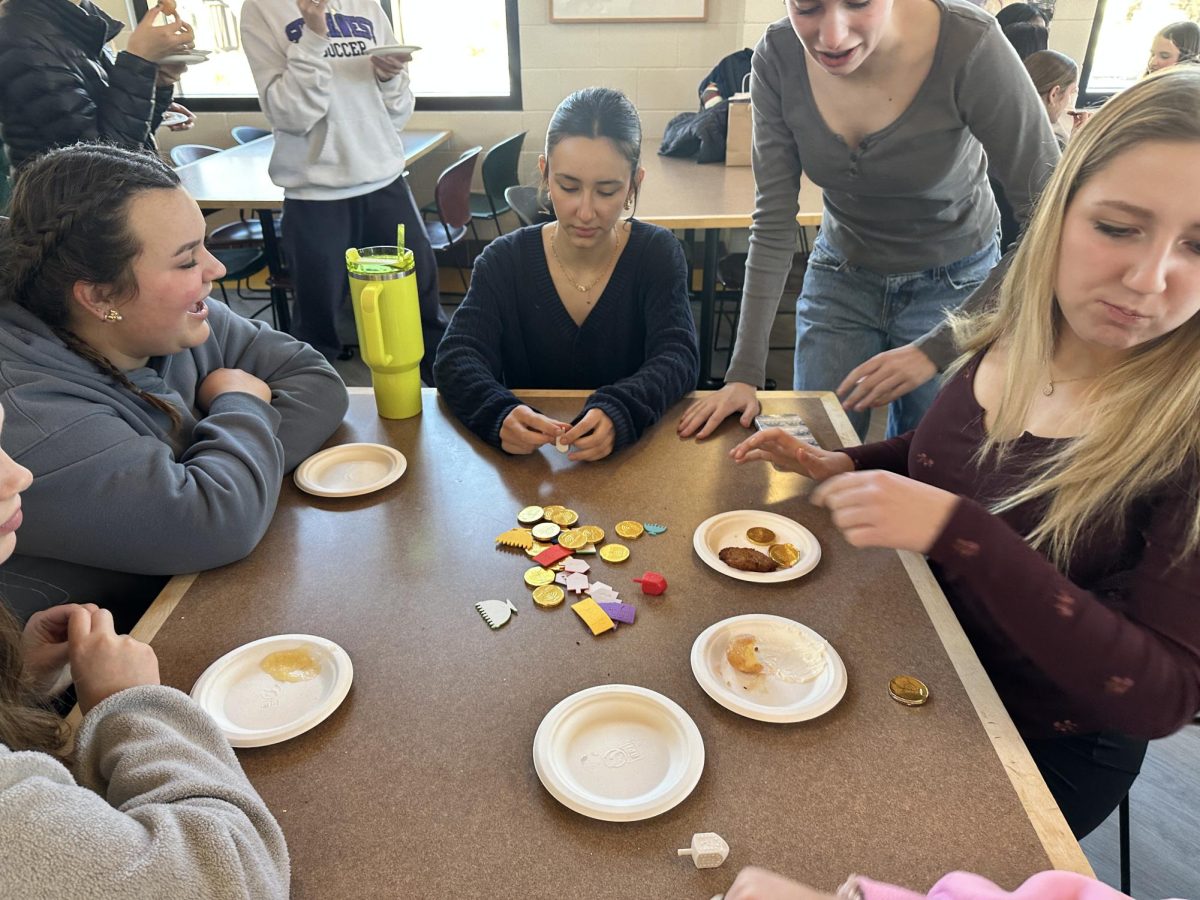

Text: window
xmin=1080 ymin=0 xmax=1199 ymax=96
xmin=132 ymin=0 xmax=521 ymax=111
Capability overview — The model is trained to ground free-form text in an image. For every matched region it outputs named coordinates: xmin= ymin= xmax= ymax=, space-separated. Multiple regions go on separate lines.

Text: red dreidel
xmin=633 ymin=571 xmax=667 ymax=596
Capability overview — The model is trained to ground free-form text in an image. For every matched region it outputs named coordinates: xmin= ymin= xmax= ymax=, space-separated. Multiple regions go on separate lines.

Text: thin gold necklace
xmin=1043 ymin=366 xmax=1101 ymax=397
xmin=551 ymin=224 xmax=619 ymax=296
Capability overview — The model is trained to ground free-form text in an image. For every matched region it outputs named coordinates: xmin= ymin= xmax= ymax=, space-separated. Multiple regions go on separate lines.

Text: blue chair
xmin=231 ymin=125 xmax=270 ymax=144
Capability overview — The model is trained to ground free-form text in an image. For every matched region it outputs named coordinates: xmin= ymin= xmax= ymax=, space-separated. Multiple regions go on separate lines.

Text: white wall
xmin=103 ymin=0 xmax=1101 ymax=208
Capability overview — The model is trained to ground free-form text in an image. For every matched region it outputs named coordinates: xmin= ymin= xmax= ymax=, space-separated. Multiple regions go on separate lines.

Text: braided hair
xmin=0 ymin=144 xmax=185 ymax=428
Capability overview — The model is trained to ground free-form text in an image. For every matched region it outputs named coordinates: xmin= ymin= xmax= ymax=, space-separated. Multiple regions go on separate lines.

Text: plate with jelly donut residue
xmin=690 ymin=614 xmax=846 ymax=723
xmin=190 ymin=634 xmax=353 ymax=747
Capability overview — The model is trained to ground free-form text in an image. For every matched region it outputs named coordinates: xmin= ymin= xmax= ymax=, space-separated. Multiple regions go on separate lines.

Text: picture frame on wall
xmin=549 ymin=0 xmax=707 ymax=23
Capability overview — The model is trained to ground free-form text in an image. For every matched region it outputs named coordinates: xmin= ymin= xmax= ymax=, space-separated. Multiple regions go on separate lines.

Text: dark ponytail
xmin=540 ymin=87 xmax=643 ymax=213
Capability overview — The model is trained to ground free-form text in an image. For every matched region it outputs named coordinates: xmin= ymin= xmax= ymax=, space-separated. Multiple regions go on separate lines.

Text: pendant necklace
xmin=551 ymin=225 xmax=620 ymax=300
xmin=1043 ymin=367 xmax=1100 ymax=397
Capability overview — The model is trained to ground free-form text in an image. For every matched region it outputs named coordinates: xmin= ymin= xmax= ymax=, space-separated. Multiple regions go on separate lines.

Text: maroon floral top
xmin=842 ymin=358 xmax=1200 ymax=740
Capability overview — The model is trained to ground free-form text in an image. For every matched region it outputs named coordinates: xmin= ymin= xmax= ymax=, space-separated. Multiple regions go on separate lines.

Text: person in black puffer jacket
xmin=0 ymin=0 xmax=194 ymax=169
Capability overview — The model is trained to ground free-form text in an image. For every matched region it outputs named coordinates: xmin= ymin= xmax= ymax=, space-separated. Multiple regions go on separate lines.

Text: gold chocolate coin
xmin=599 ymin=543 xmax=630 ymax=563
xmin=542 ymin=504 xmax=566 ymax=518
xmin=888 ymin=675 xmax=930 ymax=707
xmin=768 ymin=542 xmax=800 ymax=568
xmin=523 ymin=566 xmax=556 ymax=588
xmin=614 ymin=520 xmax=644 ymax=539
xmin=532 ymin=584 xmax=565 ymax=608
xmin=558 ymin=529 xmax=587 ymax=550
xmin=531 ymin=522 xmax=561 ymax=542
xmin=524 ymin=541 xmax=551 ymax=557
xmin=550 ymin=508 xmax=579 ymax=527
xmin=746 ymin=526 xmax=777 ymax=545
xmin=517 ymin=505 xmax=545 ymax=525
xmin=579 ymin=525 xmax=605 ymax=544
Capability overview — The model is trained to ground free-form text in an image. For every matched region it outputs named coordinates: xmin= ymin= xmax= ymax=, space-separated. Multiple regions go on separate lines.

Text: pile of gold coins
xmin=495 ymin=505 xmax=649 ymax=609
xmin=745 ymin=526 xmax=800 ymax=568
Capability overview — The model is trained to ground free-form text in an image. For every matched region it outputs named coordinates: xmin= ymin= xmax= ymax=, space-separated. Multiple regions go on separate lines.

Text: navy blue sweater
xmin=434 ymin=220 xmax=699 ymax=452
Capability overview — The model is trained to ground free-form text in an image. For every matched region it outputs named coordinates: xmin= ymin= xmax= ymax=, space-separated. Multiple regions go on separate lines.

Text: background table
xmin=174 ymin=130 xmax=452 ymax=331
xmin=139 ymin=390 xmax=1089 ymax=898
xmin=637 ymin=155 xmax=824 ymax=386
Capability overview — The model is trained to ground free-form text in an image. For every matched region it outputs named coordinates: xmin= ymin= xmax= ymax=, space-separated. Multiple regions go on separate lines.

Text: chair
xmin=503 ymin=185 xmax=554 ymax=228
xmin=231 ymin=125 xmax=270 ymax=144
xmin=210 ymin=246 xmax=275 ymax=325
xmin=422 ymin=146 xmax=482 ymax=292
xmin=469 ymin=131 xmax=526 ymax=236
xmin=1117 ymin=713 xmax=1200 ymax=895
xmin=169 ymin=144 xmax=222 ymax=167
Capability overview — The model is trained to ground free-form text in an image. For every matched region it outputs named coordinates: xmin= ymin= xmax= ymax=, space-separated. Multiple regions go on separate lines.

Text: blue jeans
xmin=793 ymin=235 xmax=1000 ymax=439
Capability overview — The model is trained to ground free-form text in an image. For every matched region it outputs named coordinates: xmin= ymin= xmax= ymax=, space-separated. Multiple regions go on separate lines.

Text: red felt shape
xmin=533 ymin=544 xmax=573 ymax=567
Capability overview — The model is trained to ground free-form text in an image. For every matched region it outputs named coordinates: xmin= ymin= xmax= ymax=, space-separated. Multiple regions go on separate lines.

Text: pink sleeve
xmin=864 ymin=871 xmax=1130 ymax=900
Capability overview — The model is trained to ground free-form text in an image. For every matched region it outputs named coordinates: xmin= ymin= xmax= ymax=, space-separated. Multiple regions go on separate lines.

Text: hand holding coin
xmin=500 ymin=405 xmax=568 ymax=455
xmin=297 ymin=0 xmax=330 ymax=34
xmin=559 ymin=407 xmax=615 ymax=462
xmin=127 ymin=5 xmax=195 ymax=63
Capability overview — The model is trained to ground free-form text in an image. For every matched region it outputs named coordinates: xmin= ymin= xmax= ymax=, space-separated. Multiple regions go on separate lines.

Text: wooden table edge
xmin=817 ymin=393 xmax=1093 ymax=876
xmin=128 ymin=388 xmax=1090 ymax=876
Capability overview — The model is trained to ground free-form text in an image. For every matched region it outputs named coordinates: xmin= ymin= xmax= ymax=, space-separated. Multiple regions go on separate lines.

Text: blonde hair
xmin=949 ymin=66 xmax=1200 ymax=567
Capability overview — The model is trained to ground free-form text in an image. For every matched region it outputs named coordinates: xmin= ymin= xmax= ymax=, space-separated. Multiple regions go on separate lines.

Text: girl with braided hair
xmin=0 ymin=143 xmax=348 ymax=627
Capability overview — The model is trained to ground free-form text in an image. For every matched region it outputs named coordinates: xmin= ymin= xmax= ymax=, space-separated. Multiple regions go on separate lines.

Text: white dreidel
xmin=676 ymin=832 xmax=730 ymax=869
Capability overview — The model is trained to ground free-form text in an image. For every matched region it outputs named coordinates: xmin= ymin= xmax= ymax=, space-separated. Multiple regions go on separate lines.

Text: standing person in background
xmin=0 ymin=0 xmax=195 ymax=169
xmin=1146 ymin=21 xmax=1199 ymax=74
xmin=1002 ymin=20 xmax=1048 ymax=59
xmin=992 ymin=48 xmax=1078 ymax=249
xmin=240 ymin=0 xmax=447 ymax=379
xmin=1025 ymin=49 xmax=1080 ymax=144
xmin=678 ymin=0 xmax=1059 ymax=443
xmin=995 ymin=1 xmax=1046 ymax=29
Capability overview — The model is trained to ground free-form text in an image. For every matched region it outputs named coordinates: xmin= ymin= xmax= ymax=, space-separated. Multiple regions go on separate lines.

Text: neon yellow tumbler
xmin=346 ymin=238 xmax=424 ymax=419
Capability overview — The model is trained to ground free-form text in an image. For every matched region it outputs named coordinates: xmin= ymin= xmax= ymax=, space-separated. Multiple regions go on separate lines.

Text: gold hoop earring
xmin=103 ymin=309 xmax=123 ymax=323
xmin=624 ymin=199 xmax=632 ymax=210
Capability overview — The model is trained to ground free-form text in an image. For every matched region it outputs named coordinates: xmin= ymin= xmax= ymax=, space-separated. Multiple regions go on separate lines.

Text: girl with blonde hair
xmin=728 ymin=66 xmax=1200 ymax=837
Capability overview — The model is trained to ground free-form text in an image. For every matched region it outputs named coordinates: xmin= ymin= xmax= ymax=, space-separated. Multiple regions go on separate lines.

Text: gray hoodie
xmin=0 ymin=685 xmax=289 ymax=898
xmin=0 ymin=299 xmax=348 ymax=577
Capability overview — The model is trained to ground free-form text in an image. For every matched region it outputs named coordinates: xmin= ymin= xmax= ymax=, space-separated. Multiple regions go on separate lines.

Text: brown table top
xmin=143 ymin=389 xmax=1088 ymax=898
xmin=637 ymin=153 xmax=823 ymax=229
xmin=173 ymin=130 xmax=451 ymax=209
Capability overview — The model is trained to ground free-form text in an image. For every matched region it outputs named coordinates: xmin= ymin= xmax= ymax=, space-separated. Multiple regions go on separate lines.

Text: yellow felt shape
xmin=571 ymin=597 xmax=615 ymax=636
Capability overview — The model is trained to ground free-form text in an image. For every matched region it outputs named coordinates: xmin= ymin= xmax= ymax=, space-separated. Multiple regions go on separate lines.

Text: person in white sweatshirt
xmin=240 ymin=0 xmax=446 ymax=379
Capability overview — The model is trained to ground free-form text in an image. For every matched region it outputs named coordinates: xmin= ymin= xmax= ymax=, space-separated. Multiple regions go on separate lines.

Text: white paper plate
xmin=533 ymin=684 xmax=704 ymax=822
xmin=191 ymin=634 xmax=353 ymax=748
xmin=294 ymin=443 xmax=406 ymax=498
xmin=159 ymin=110 xmax=188 ymax=127
xmin=691 ymin=614 xmax=846 ymax=723
xmin=693 ymin=509 xmax=821 ymax=583
xmin=367 ymin=44 xmax=421 ymax=57
xmin=160 ymin=52 xmax=209 ymax=65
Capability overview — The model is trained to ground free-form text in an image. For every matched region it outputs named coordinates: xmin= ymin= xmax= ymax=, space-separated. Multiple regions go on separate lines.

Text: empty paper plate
xmin=294 ymin=443 xmax=406 ymax=498
xmin=533 ymin=684 xmax=704 ymax=822
xmin=190 ymin=634 xmax=353 ymax=748
xmin=367 ymin=44 xmax=421 ymax=56
xmin=691 ymin=614 xmax=846 ymax=723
